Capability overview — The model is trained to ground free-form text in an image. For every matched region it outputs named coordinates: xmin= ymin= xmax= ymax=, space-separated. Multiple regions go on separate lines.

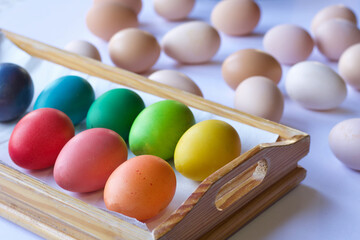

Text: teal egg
xmin=86 ymin=88 xmax=145 ymax=142
xmin=34 ymin=75 xmax=95 ymax=125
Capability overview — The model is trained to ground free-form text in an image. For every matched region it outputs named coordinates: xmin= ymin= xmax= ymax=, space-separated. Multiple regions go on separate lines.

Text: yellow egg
xmin=174 ymin=119 xmax=241 ymax=181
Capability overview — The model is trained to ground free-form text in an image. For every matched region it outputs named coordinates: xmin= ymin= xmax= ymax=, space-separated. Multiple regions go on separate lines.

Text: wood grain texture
xmin=0 ymin=30 xmax=311 ymax=240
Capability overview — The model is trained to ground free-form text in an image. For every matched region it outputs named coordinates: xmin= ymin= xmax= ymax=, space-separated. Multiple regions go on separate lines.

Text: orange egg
xmin=104 ymin=155 xmax=176 ymax=221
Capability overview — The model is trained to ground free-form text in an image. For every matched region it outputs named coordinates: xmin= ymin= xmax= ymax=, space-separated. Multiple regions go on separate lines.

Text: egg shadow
xmin=174 ymin=59 xmax=223 ymax=68
xmin=228 ymin=185 xmax=330 ymax=240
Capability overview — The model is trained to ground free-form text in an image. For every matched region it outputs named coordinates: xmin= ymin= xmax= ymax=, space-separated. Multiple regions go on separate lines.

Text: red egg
xmin=54 ymin=128 xmax=127 ymax=193
xmin=8 ymin=108 xmax=75 ymax=170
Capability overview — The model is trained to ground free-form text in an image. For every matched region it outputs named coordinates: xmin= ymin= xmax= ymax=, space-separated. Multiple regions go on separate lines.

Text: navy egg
xmin=34 ymin=75 xmax=95 ymax=125
xmin=0 ymin=63 xmax=34 ymax=122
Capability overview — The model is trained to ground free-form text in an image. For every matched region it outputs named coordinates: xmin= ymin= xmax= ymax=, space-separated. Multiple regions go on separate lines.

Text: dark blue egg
xmin=34 ymin=75 xmax=95 ymax=125
xmin=0 ymin=63 xmax=34 ymax=122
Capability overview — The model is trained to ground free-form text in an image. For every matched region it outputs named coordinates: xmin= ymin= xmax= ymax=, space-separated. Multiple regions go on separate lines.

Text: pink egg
xmin=54 ymin=128 xmax=127 ymax=193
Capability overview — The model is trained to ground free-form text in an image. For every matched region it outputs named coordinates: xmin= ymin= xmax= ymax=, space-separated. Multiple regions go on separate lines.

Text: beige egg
xmin=148 ymin=70 xmax=203 ymax=97
xmin=311 ymin=4 xmax=357 ymax=33
xmin=161 ymin=21 xmax=221 ymax=64
xmin=93 ymin=0 xmax=142 ymax=15
xmin=222 ymin=49 xmax=282 ymax=90
xmin=329 ymin=118 xmax=360 ymax=170
xmin=109 ymin=28 xmax=160 ymax=73
xmin=338 ymin=43 xmax=360 ymax=90
xmin=315 ymin=19 xmax=360 ymax=61
xmin=285 ymin=61 xmax=347 ymax=110
xmin=86 ymin=2 xmax=138 ymax=41
xmin=64 ymin=40 xmax=101 ymax=61
xmin=154 ymin=0 xmax=195 ymax=21
xmin=211 ymin=0 xmax=260 ymax=36
xmin=234 ymin=76 xmax=284 ymax=122
xmin=263 ymin=24 xmax=314 ymax=65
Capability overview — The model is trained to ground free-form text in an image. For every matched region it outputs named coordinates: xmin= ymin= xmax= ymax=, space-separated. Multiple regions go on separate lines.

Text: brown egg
xmin=263 ymin=24 xmax=314 ymax=65
xmin=64 ymin=40 xmax=101 ymax=61
xmin=86 ymin=2 xmax=138 ymax=41
xmin=153 ymin=0 xmax=195 ymax=21
xmin=93 ymin=0 xmax=142 ymax=15
xmin=222 ymin=49 xmax=282 ymax=90
xmin=109 ymin=28 xmax=160 ymax=73
xmin=148 ymin=70 xmax=203 ymax=97
xmin=311 ymin=4 xmax=357 ymax=33
xmin=161 ymin=21 xmax=221 ymax=64
xmin=234 ymin=76 xmax=284 ymax=122
xmin=211 ymin=0 xmax=260 ymax=36
xmin=315 ymin=19 xmax=360 ymax=61
xmin=338 ymin=43 xmax=360 ymax=90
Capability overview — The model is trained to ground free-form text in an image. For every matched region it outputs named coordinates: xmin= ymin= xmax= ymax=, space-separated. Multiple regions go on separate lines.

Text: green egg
xmin=129 ymin=99 xmax=195 ymax=160
xmin=86 ymin=88 xmax=145 ymax=142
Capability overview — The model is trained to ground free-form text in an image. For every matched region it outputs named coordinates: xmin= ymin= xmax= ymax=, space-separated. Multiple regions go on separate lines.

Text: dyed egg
xmin=211 ymin=0 xmax=260 ymax=36
xmin=93 ymin=0 xmax=142 ymax=15
xmin=34 ymin=75 xmax=95 ymax=125
xmin=0 ymin=63 xmax=34 ymax=122
xmin=174 ymin=119 xmax=241 ymax=181
xmin=314 ymin=19 xmax=360 ymax=61
xmin=263 ymin=24 xmax=314 ymax=65
xmin=104 ymin=155 xmax=176 ymax=221
xmin=64 ymin=40 xmax=101 ymax=61
xmin=338 ymin=43 xmax=360 ymax=90
xmin=108 ymin=28 xmax=161 ymax=73
xmin=161 ymin=21 xmax=221 ymax=64
xmin=86 ymin=88 xmax=145 ymax=142
xmin=8 ymin=108 xmax=74 ymax=170
xmin=311 ymin=5 xmax=357 ymax=33
xmin=222 ymin=49 xmax=282 ymax=90
xmin=153 ymin=0 xmax=195 ymax=21
xmin=329 ymin=118 xmax=360 ymax=170
xmin=285 ymin=61 xmax=347 ymax=110
xmin=54 ymin=128 xmax=127 ymax=192
xmin=234 ymin=76 xmax=284 ymax=122
xmin=148 ymin=70 xmax=203 ymax=97
xmin=86 ymin=2 xmax=138 ymax=41
xmin=129 ymin=100 xmax=195 ymax=160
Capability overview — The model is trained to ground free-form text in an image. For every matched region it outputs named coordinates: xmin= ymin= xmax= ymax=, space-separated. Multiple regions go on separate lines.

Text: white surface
xmin=0 ymin=0 xmax=360 ymax=239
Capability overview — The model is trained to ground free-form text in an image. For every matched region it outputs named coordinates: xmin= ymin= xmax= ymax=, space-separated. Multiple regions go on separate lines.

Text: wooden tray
xmin=0 ymin=30 xmax=310 ymax=240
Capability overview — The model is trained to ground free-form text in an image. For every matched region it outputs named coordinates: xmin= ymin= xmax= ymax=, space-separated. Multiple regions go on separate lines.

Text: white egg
xmin=329 ymin=118 xmax=360 ymax=170
xmin=285 ymin=61 xmax=347 ymax=110
xmin=148 ymin=70 xmax=203 ymax=97
xmin=64 ymin=40 xmax=101 ymax=61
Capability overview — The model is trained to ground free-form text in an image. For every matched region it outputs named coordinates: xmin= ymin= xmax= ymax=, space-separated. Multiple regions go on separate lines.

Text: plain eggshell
xmin=311 ymin=4 xmax=357 ymax=33
xmin=263 ymin=24 xmax=314 ymax=65
xmin=109 ymin=28 xmax=160 ymax=73
xmin=153 ymin=0 xmax=195 ymax=21
xmin=222 ymin=49 xmax=282 ymax=90
xmin=148 ymin=70 xmax=203 ymax=97
xmin=338 ymin=43 xmax=360 ymax=90
xmin=104 ymin=155 xmax=176 ymax=221
xmin=93 ymin=0 xmax=142 ymax=15
xmin=314 ymin=19 xmax=360 ymax=61
xmin=86 ymin=2 xmax=138 ymax=41
xmin=64 ymin=40 xmax=101 ymax=61
xmin=9 ymin=108 xmax=75 ymax=170
xmin=234 ymin=76 xmax=284 ymax=122
xmin=285 ymin=61 xmax=347 ymax=110
xmin=174 ymin=119 xmax=241 ymax=181
xmin=211 ymin=0 xmax=260 ymax=36
xmin=161 ymin=21 xmax=221 ymax=64
xmin=0 ymin=63 xmax=34 ymax=122
xmin=54 ymin=128 xmax=127 ymax=193
xmin=329 ymin=118 xmax=360 ymax=170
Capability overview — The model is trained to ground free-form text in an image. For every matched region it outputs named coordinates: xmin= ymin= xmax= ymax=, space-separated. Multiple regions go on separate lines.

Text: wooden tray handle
xmin=154 ymin=135 xmax=309 ymax=239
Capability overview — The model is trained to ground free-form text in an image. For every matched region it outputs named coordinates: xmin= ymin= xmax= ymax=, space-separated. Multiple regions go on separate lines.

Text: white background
xmin=0 ymin=0 xmax=360 ymax=239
